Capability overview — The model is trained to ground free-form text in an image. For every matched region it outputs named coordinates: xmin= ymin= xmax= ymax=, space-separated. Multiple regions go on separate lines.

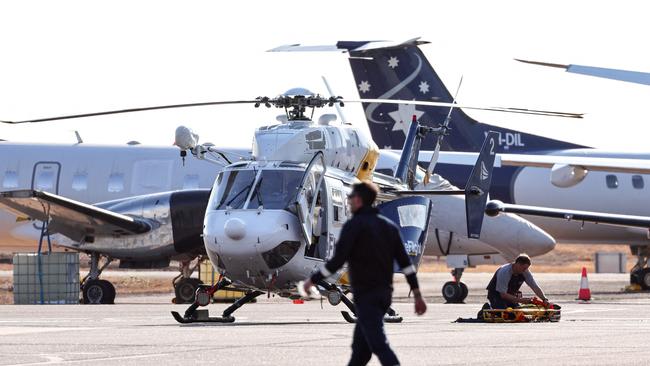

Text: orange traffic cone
xmin=577 ymin=267 xmax=591 ymax=301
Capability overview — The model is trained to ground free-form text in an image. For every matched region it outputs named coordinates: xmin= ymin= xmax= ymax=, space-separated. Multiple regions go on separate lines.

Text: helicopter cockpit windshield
xmin=212 ymin=167 xmax=303 ymax=210
xmin=248 ymin=169 xmax=303 ymax=210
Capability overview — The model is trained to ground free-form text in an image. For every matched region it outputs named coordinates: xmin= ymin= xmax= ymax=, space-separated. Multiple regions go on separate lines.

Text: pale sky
xmin=0 ymin=0 xmax=648 ymax=151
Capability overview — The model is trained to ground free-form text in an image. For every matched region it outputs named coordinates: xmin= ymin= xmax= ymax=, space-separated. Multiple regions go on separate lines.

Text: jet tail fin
xmin=465 ymin=132 xmax=498 ymax=239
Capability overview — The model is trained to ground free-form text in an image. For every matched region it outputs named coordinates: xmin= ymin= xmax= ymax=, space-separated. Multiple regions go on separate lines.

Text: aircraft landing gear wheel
xmin=174 ymin=278 xmax=203 ymax=304
xmin=99 ymin=280 xmax=116 ymax=304
xmin=459 ymin=282 xmax=468 ymax=302
xmin=83 ymin=279 xmax=115 ymax=304
xmin=632 ymin=268 xmax=650 ymax=290
xmin=442 ymin=281 xmax=464 ymax=303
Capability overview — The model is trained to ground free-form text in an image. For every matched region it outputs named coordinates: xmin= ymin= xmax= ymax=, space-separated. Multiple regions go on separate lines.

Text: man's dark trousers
xmin=348 ymin=288 xmax=399 ymax=366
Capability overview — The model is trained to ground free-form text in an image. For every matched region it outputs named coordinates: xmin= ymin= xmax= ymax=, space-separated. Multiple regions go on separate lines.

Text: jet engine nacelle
xmin=549 ymin=163 xmax=588 ymax=188
xmin=49 ymin=190 xmax=211 ymax=261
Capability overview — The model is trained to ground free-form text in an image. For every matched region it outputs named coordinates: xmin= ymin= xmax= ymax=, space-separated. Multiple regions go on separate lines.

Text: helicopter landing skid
xmin=171 ymin=310 xmax=235 ymax=324
xmin=340 ymin=307 xmax=404 ymax=324
xmin=172 ymin=289 xmax=263 ymax=324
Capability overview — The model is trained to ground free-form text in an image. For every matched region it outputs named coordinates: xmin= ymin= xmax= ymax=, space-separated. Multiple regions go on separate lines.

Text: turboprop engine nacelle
xmin=550 ymin=163 xmax=588 ymax=188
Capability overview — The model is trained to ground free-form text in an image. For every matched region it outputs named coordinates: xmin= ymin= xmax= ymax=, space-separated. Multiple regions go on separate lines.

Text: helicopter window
xmin=213 ymin=170 xmax=257 ymax=209
xmin=606 ymin=174 xmax=619 ymax=189
xmin=375 ymin=168 xmax=394 ymax=176
xmin=331 ymin=189 xmax=344 ymax=222
xmin=305 ymin=130 xmax=326 ymax=150
xmin=248 ymin=170 xmax=303 ymax=210
xmin=348 ymin=130 xmax=360 ymax=147
xmin=632 ymin=175 xmax=644 ymax=190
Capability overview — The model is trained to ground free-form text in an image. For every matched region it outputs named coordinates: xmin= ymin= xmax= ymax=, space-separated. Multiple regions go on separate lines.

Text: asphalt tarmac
xmin=1 ymin=273 xmax=649 ymax=365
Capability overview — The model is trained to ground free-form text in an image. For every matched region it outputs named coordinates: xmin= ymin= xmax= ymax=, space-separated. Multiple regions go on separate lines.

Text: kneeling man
xmin=487 ymin=254 xmax=548 ymax=309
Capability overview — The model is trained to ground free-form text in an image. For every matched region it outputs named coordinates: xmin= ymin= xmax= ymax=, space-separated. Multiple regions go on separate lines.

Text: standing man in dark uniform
xmin=486 ymin=254 xmax=549 ymax=309
xmin=303 ymin=181 xmax=427 ymax=366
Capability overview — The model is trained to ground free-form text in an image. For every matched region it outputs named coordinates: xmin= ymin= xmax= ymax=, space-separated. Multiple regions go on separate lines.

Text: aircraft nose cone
xmin=514 ymin=216 xmax=556 ymax=257
xmin=480 ymin=213 xmax=555 ymax=259
xmin=224 ymin=218 xmax=246 ymax=240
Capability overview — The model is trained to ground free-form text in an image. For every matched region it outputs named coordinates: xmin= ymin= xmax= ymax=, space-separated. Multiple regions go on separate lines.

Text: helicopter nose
xmin=224 ymin=217 xmax=246 ymax=240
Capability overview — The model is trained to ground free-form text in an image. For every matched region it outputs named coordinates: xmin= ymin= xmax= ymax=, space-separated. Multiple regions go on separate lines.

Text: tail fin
xmin=465 ymin=132 xmax=498 ymax=239
xmin=340 ymin=39 xmax=587 ymax=153
xmin=394 ymin=115 xmax=423 ymax=189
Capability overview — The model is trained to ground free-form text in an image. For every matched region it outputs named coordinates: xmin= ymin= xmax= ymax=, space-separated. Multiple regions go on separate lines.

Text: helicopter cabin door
xmin=377 ymin=196 xmax=433 ymax=270
xmin=295 ymin=152 xmax=326 ymax=255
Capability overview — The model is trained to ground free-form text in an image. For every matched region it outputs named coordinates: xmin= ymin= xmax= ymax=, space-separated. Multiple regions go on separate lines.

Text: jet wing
xmin=486 ymin=200 xmax=650 ymax=230
xmin=515 ymin=59 xmax=650 ymax=86
xmin=0 ymin=190 xmax=151 ymax=241
xmin=414 ymin=150 xmax=650 ymax=175
xmin=498 ymin=154 xmax=650 ymax=174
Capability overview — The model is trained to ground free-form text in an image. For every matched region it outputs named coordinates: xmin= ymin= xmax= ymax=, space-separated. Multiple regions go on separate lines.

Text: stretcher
xmin=456 ymin=298 xmax=561 ymax=323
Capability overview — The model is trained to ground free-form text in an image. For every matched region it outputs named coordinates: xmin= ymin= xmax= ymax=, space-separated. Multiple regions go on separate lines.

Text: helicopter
xmin=168 ymin=89 xmax=498 ymax=323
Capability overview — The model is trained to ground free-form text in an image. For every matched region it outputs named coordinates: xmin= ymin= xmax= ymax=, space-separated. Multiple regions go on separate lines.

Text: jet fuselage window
xmin=632 ymin=175 xmax=644 ymax=190
xmin=72 ymin=173 xmax=88 ymax=191
xmin=35 ymin=171 xmax=54 ymax=190
xmin=2 ymin=171 xmax=18 ymax=189
xmin=247 ymin=169 xmax=303 ymax=210
xmin=606 ymin=174 xmax=619 ymax=189
xmin=108 ymin=173 xmax=125 ymax=193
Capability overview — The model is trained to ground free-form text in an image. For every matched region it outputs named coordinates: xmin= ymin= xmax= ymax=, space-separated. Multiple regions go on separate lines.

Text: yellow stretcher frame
xmin=481 ymin=305 xmax=561 ymax=323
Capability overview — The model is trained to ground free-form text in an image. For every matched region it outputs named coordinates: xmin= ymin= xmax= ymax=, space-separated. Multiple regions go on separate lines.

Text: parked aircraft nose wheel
xmin=442 ymin=281 xmax=467 ymax=303
xmin=174 ymin=278 xmax=203 ymax=304
xmin=82 ymin=279 xmax=115 ymax=304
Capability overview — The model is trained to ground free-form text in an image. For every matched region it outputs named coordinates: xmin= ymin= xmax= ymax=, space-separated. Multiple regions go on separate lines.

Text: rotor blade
xmin=442 ymin=75 xmax=464 ymax=127
xmin=0 ymin=100 xmax=259 ymax=124
xmin=344 ymin=99 xmax=584 ymax=119
xmin=426 ymin=75 xmax=464 ymax=182
xmin=321 ymin=76 xmax=348 ymax=124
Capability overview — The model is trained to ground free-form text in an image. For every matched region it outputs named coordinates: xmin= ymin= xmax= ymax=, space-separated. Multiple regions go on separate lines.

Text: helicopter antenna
xmin=424 ymin=76 xmax=463 ymax=184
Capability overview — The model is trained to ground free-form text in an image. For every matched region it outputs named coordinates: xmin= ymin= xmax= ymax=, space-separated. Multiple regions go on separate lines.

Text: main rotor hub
xmin=254 ymin=93 xmax=343 ymax=121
